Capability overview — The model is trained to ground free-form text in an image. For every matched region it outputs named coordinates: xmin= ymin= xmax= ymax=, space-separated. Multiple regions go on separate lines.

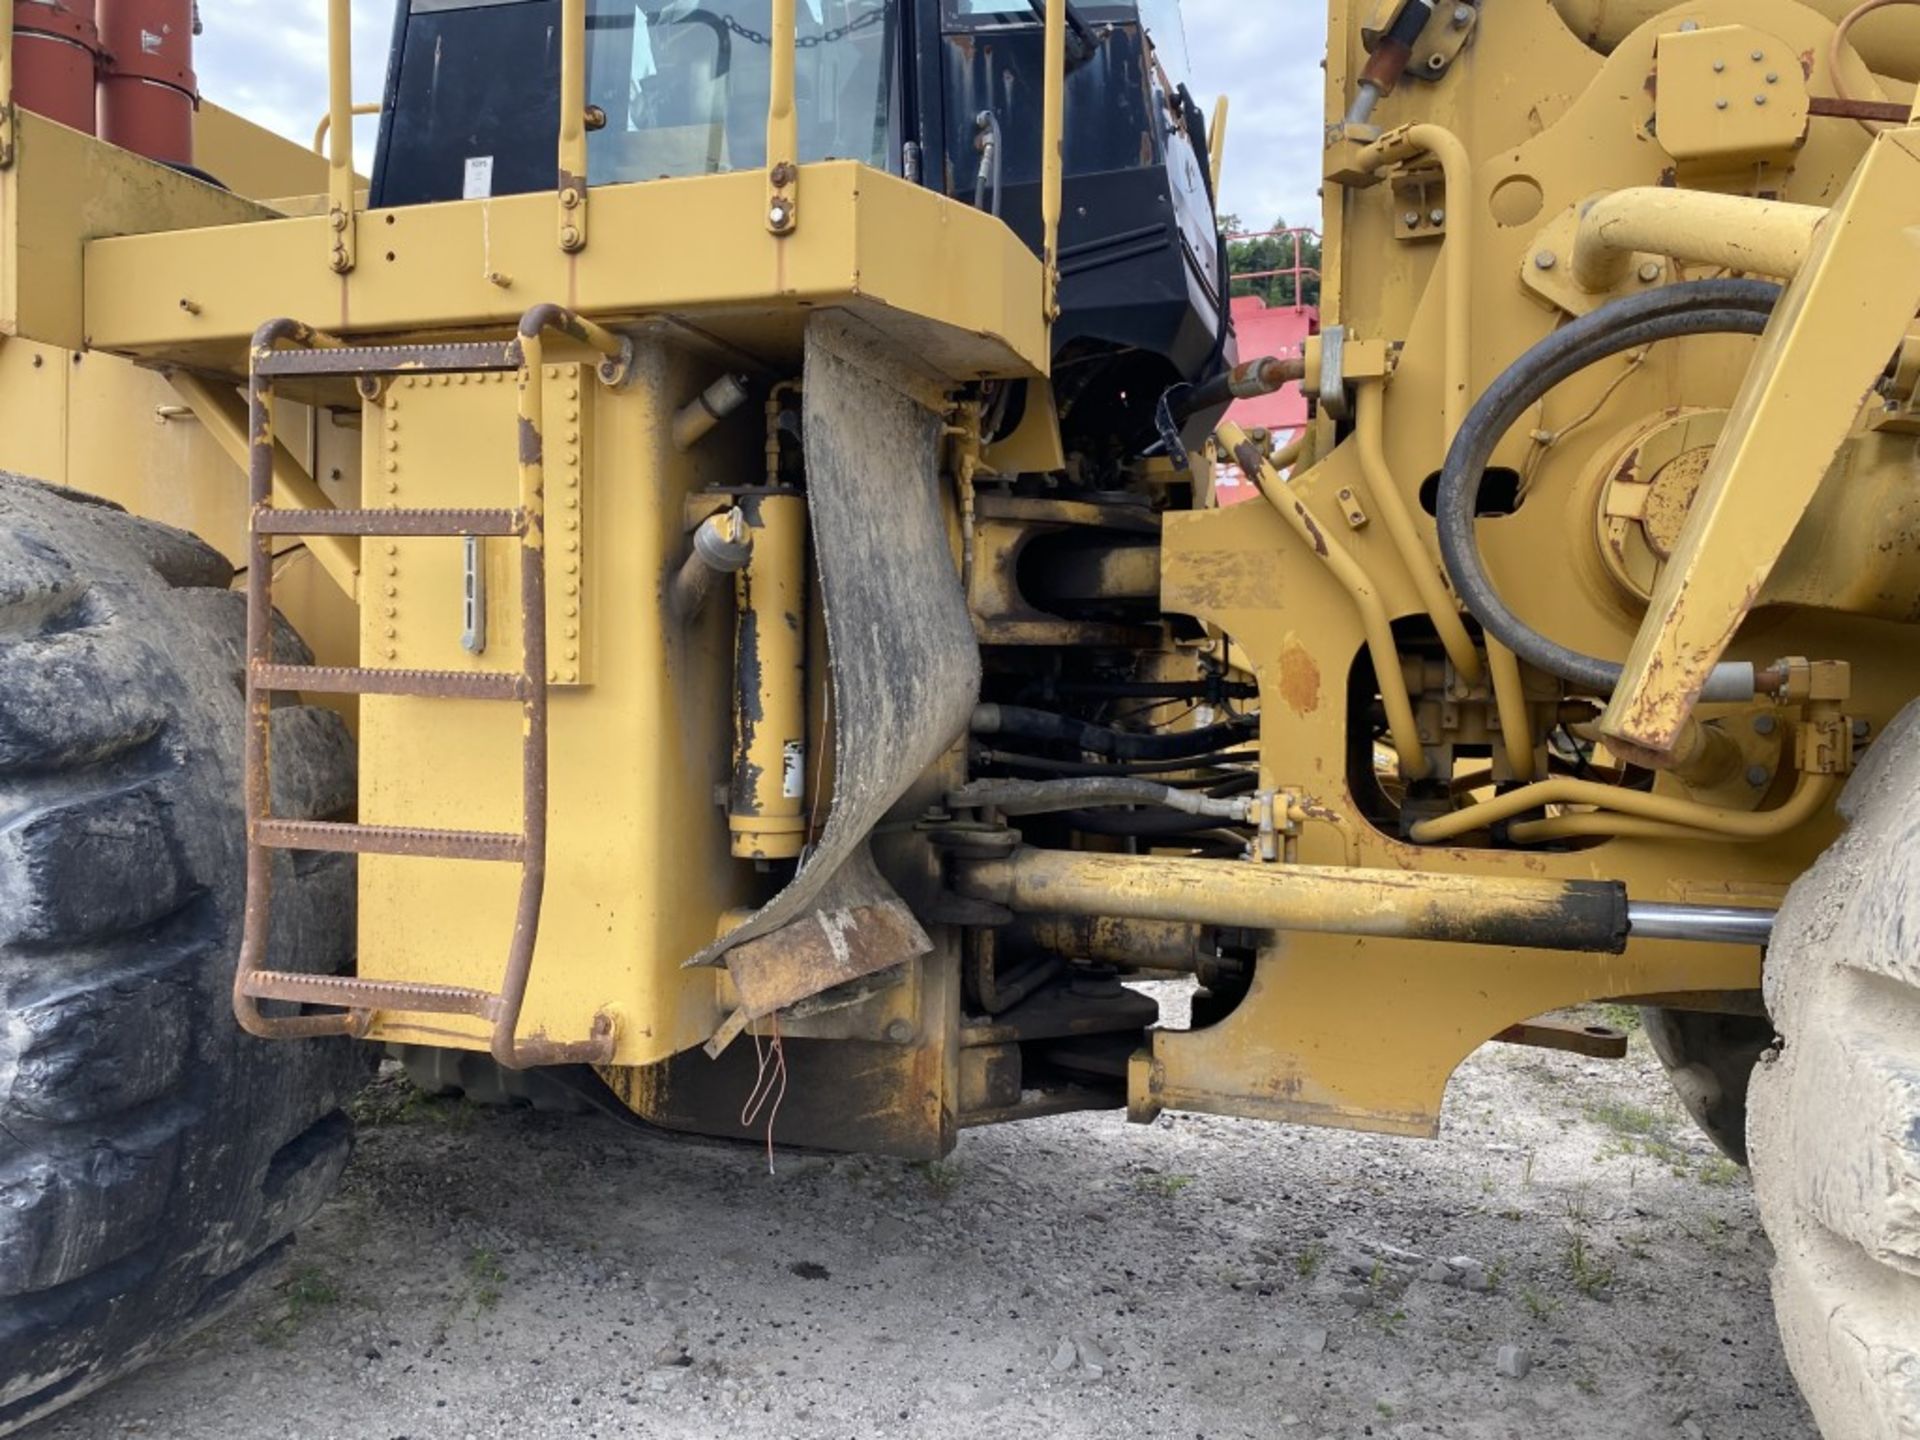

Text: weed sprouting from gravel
xmin=1597 ymin=1004 xmax=1643 ymax=1034
xmin=1136 ymin=1172 xmax=1196 ymax=1198
xmin=1296 ymin=1242 xmax=1326 ymax=1279
xmin=1697 ymin=1155 xmax=1743 ymax=1188
xmin=466 ymin=1248 xmax=506 ymax=1311
xmin=915 ymin=1160 xmax=964 ymax=1198
xmin=253 ymin=1266 xmax=339 ymax=1346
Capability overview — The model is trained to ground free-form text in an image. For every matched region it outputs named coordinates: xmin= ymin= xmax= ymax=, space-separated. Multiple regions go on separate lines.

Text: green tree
xmin=1221 ymin=217 xmax=1322 ymax=309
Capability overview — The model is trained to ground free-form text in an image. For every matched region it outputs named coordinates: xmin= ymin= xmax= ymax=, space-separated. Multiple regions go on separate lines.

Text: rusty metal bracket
xmin=1599 ymin=130 xmax=1920 ymax=759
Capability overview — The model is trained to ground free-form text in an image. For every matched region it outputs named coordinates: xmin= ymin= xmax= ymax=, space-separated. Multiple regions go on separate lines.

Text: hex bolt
xmin=1752 ymin=714 xmax=1778 ymax=736
xmin=1637 ymin=261 xmax=1663 ymax=282
xmin=885 ymin=1019 xmax=915 ymax=1045
xmin=1754 ymin=93 xmax=1768 ymax=106
xmin=1429 ymin=208 xmax=1446 ymax=225
xmin=1716 ymin=97 xmax=1730 ymax=110
xmin=1853 ymin=719 xmax=1873 ymax=741
xmin=1766 ymin=71 xmax=1779 ymax=83
xmin=1751 ymin=48 xmax=1765 ymax=61
xmin=1747 ymin=765 xmax=1772 ymax=789
xmin=1712 ymin=59 xmax=1726 ymax=72
xmin=1451 ymin=3 xmax=1473 ymax=25
xmin=1534 ymin=250 xmax=1558 ymax=270
xmin=1404 ymin=210 xmax=1423 ymax=227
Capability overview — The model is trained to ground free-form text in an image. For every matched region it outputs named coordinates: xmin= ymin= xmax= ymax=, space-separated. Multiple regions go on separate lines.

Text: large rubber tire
xmin=0 ymin=476 xmax=368 ymax=1434
xmin=1750 ymin=700 xmax=1920 ymax=1440
xmin=1642 ymin=1006 xmax=1774 ymax=1165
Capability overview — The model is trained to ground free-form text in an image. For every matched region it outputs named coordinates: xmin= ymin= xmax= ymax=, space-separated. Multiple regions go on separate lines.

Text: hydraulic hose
xmin=1434 ymin=280 xmax=1781 ymax=698
xmin=1410 ymin=769 xmax=1837 ymax=846
xmin=971 ymin=704 xmax=1259 ymax=761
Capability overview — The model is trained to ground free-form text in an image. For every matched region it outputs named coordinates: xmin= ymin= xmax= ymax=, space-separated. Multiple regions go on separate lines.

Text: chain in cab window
xmin=585 ymin=1 xmax=898 ymax=181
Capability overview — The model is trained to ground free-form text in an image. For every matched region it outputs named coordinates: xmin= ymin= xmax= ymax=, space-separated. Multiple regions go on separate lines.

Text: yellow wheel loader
xmin=0 ymin=0 xmax=1915 ymax=1434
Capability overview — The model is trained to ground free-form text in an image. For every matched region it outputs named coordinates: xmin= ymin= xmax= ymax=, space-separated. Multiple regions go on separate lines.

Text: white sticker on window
xmin=782 ymin=741 xmax=807 ymax=800
xmin=462 ymin=156 xmax=495 ymax=200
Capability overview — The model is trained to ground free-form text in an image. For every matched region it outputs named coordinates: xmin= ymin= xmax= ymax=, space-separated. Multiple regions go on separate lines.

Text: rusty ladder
xmin=233 ymin=311 xmax=629 ymax=1069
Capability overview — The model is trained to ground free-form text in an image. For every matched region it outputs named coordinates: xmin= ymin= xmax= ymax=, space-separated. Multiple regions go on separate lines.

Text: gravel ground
xmin=35 ymin=996 xmax=1816 ymax=1440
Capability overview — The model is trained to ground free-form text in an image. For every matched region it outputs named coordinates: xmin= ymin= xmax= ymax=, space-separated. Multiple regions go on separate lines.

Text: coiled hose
xmin=1433 ymin=279 xmax=1782 ymax=697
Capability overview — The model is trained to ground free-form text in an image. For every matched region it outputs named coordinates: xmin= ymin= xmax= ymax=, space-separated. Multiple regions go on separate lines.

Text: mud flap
xmin=690 ymin=316 xmax=980 ymax=1055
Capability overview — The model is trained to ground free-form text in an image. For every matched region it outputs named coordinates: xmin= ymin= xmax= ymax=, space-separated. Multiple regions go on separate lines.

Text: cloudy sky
xmin=196 ymin=0 xmax=1324 ymax=233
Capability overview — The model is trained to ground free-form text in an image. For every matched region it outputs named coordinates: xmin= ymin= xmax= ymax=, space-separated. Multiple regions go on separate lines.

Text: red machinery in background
xmin=9 ymin=0 xmax=197 ymax=164
xmin=1216 ymin=227 xmax=1320 ymax=505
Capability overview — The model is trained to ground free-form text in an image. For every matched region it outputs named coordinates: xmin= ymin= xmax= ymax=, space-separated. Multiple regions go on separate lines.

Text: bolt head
xmin=1853 ymin=719 xmax=1873 ymax=740
xmin=1754 ymin=93 xmax=1768 ymax=106
xmin=1637 ymin=261 xmax=1663 ymax=283
xmin=1534 ymin=250 xmax=1558 ymax=270
xmin=1451 ymin=3 xmax=1473 ymax=24
xmin=1751 ymin=48 xmax=1765 ymax=61
xmin=1746 ymin=765 xmax=1771 ymax=788
xmin=885 ymin=1019 xmax=915 ymax=1045
xmin=1712 ymin=59 xmax=1725 ymax=72
xmin=769 ymin=203 xmax=792 ymax=228
xmin=1766 ymin=71 xmax=1779 ymax=83
xmin=1403 ymin=210 xmax=1422 ymax=227
xmin=1752 ymin=714 xmax=1777 ymax=736
xmin=1715 ymin=97 xmax=1730 ymax=109
xmin=1429 ymin=208 xmax=1446 ymax=225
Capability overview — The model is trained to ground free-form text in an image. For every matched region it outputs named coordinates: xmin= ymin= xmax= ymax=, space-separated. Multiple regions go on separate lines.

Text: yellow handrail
xmin=1208 ymin=95 xmax=1229 ymax=200
xmin=766 ymin=0 xmax=798 ymax=233
xmin=327 ymin=0 xmax=356 ymax=274
xmin=312 ymin=103 xmax=381 ymax=157
xmin=0 ymin=12 xmax=15 ymax=168
xmin=1040 ymin=0 xmax=1066 ymax=321
xmin=559 ymin=0 xmax=589 ymax=251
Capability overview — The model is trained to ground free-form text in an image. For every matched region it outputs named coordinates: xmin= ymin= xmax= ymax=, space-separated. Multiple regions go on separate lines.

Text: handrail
xmin=0 ymin=12 xmax=15 ymax=168
xmin=312 ymin=102 xmax=380 ymax=157
xmin=765 ymin=0 xmax=798 ymax=232
xmin=1208 ymin=95 xmax=1228 ymax=197
xmin=558 ymin=0 xmax=588 ymax=251
xmin=1040 ymin=0 xmax=1066 ymax=321
xmin=326 ymin=0 xmax=355 ymax=273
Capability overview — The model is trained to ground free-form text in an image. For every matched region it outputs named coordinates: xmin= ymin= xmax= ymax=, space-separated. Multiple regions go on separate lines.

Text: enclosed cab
xmin=371 ymin=0 xmax=1225 ymax=449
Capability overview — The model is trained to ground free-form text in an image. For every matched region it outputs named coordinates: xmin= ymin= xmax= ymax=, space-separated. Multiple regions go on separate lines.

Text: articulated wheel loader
xmin=0 ymin=0 xmax=1916 ymax=1432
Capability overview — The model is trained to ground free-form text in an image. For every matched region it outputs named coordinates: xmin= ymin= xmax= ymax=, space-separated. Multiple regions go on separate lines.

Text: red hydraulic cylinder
xmin=96 ymin=0 xmax=195 ymax=165
xmin=11 ymin=0 xmax=101 ymax=134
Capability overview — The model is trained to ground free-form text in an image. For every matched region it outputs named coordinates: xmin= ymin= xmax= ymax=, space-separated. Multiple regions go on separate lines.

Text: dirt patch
xmin=34 ymin=1003 xmax=1813 ymax=1440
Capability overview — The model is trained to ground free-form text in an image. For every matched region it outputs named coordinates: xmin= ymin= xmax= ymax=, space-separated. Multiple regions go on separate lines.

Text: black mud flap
xmin=688 ymin=317 xmax=980 ymax=1054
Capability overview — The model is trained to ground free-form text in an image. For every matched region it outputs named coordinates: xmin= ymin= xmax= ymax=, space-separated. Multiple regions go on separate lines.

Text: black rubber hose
xmin=1058 ymin=809 xmax=1239 ymax=838
xmin=1434 ymin=279 xmax=1781 ymax=696
xmin=971 ymin=703 xmax=1260 ymax=761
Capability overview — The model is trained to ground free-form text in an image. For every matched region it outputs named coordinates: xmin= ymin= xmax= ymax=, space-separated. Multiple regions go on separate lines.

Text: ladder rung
xmin=256 ymin=818 xmax=527 ymax=862
xmin=252 ymin=663 xmax=530 ymax=701
xmin=254 ymin=340 xmax=522 ymax=379
xmin=255 ymin=507 xmax=523 ymax=538
xmin=240 ymin=968 xmax=501 ymax=1019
